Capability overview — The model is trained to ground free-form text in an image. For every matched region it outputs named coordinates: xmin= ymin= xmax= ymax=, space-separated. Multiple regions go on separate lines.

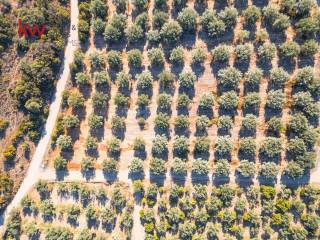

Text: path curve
xmin=0 ymin=0 xmax=79 ymax=227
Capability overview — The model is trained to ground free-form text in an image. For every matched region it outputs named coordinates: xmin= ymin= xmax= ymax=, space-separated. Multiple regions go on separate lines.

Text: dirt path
xmin=0 ymin=0 xmax=79 ymax=227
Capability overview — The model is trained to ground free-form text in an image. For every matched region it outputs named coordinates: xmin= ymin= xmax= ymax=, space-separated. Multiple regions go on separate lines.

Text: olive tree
xmin=270 ymin=68 xmax=289 ymax=88
xmin=219 ymin=91 xmax=239 ymax=110
xmin=199 ymin=92 xmax=214 ymax=109
xmin=212 ymin=44 xmax=230 ymax=63
xmin=257 ymin=43 xmax=276 ymax=63
xmin=235 ymin=44 xmax=252 ymax=63
xmin=170 ymin=46 xmax=184 ymax=65
xmin=177 ymin=7 xmax=198 ymax=33
xmin=217 ymin=67 xmax=242 ymax=89
xmin=260 ymin=162 xmax=279 ymax=180
xmin=215 ymin=136 xmax=233 ymax=156
xmin=279 ymin=41 xmax=300 ymax=59
xmin=125 ymin=24 xmax=144 ymax=43
xmin=266 ymin=90 xmax=286 ymax=110
xmin=171 ymin=158 xmax=187 ymax=176
xmin=173 ymin=135 xmax=189 ymax=157
xmin=261 ymin=137 xmax=282 ymax=158
xmin=245 ymin=68 xmax=263 ymax=88
xmin=160 ymin=20 xmax=182 ymax=44
xmin=237 ymin=160 xmax=256 ymax=178
xmin=239 ymin=137 xmax=256 ymax=158
xmin=192 ymin=159 xmax=209 ymax=176
xmin=215 ymin=159 xmax=231 ymax=177
xmin=128 ymin=49 xmax=142 ymax=68
xmin=243 ymin=6 xmax=261 ymax=26
xmin=152 ymin=134 xmax=168 ymax=156
xmin=148 ymin=47 xmax=165 ymax=66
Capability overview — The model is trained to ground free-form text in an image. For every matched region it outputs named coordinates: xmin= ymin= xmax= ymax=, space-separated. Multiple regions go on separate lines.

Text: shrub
xmin=267 ymin=117 xmax=284 ymax=134
xmin=0 ymin=119 xmax=9 ymax=134
xmin=175 ymin=115 xmax=190 ymax=130
xmin=215 ymin=159 xmax=231 ymax=177
xmin=196 ymin=115 xmax=209 ymax=131
xmin=133 ymin=137 xmax=146 ymax=152
xmin=114 ymin=93 xmax=129 ymax=107
xmin=177 ymin=7 xmax=198 ymax=33
xmin=92 ymin=92 xmax=107 ymax=109
xmin=104 ymin=25 xmax=121 ymax=43
xmin=137 ymin=94 xmax=150 ymax=107
xmin=170 ymin=46 xmax=184 ymax=64
xmin=215 ymin=136 xmax=233 ymax=156
xmin=237 ymin=160 xmax=256 ymax=178
xmin=295 ymin=17 xmax=319 ymax=38
xmin=68 ymin=91 xmax=85 ymax=109
xmin=45 ymin=227 xmax=73 ymax=240
xmin=235 ymin=44 xmax=252 ymax=63
xmin=116 ymin=71 xmax=132 ymax=90
xmin=81 ymin=157 xmax=95 ymax=172
xmin=146 ymin=30 xmax=161 ymax=43
xmin=107 ymin=50 xmax=122 ymax=69
xmin=160 ymin=21 xmax=182 ymax=44
xmin=260 ymin=162 xmax=279 ymax=180
xmin=192 ymin=159 xmax=209 ymax=176
xmin=158 ymin=70 xmax=175 ymax=89
xmin=57 ymin=135 xmax=72 ymax=151
xmin=245 ymin=68 xmax=263 ymax=87
xmin=285 ymin=162 xmax=304 ymax=179
xmin=191 ymin=48 xmax=206 ymax=65
xmin=241 ymin=114 xmax=257 ymax=132
xmin=261 ymin=137 xmax=282 ymax=158
xmin=40 ymin=199 xmax=55 ymax=219
xmin=270 ymin=68 xmax=289 ymax=87
xmin=177 ymin=93 xmax=191 ymax=109
xmin=243 ymin=6 xmax=261 ymax=26
xmin=137 ymin=70 xmax=153 ymax=92
xmin=178 ymin=71 xmax=196 ymax=89
xmin=102 ymin=158 xmax=118 ymax=173
xmin=127 ymin=49 xmax=142 ymax=68
xmin=255 ymin=28 xmax=269 ymax=43
xmin=112 ymin=0 xmax=127 ymax=12
xmin=199 ymin=92 xmax=214 ymax=109
xmin=90 ymin=0 xmax=107 ymax=18
xmin=111 ymin=115 xmax=125 ymax=132
xmin=212 ymin=44 xmax=229 ymax=63
xmin=85 ymin=136 xmax=98 ymax=151
xmin=148 ymin=47 xmax=165 ymax=66
xmin=125 ymin=24 xmax=144 ymax=43
xmin=243 ymin=92 xmax=261 ymax=112
xmin=157 ymin=93 xmax=172 ymax=111
xmin=287 ymin=138 xmax=307 ymax=158
xmin=239 ymin=137 xmax=256 ymax=157
xmin=54 ymin=156 xmax=68 ymax=170
xmin=153 ymin=11 xmax=169 ymax=29
xmin=152 ymin=134 xmax=168 ymax=156
xmin=135 ymin=13 xmax=149 ymax=30
xmin=300 ymin=39 xmax=318 ymax=57
xmin=150 ymin=158 xmax=166 ymax=176
xmin=94 ymin=71 xmax=109 ymax=86
xmin=107 ymin=137 xmax=121 ymax=155
xmin=288 ymin=113 xmax=308 ymax=135
xmin=89 ymin=52 xmax=105 ymax=69
xmin=88 ymin=114 xmax=104 ymax=129
xmin=279 ymin=41 xmax=300 ymax=59
xmin=194 ymin=137 xmax=210 ymax=154
xmin=266 ymin=90 xmax=286 ymax=110
xmin=154 ymin=113 xmax=170 ymax=131
xmin=173 ymin=136 xmax=189 ymax=156
xmin=219 ymin=91 xmax=239 ymax=110
xmin=62 ymin=115 xmax=80 ymax=129
xmin=171 ymin=158 xmax=187 ymax=175
xmin=75 ymin=72 xmax=90 ymax=85
xmin=129 ymin=158 xmax=144 ymax=174
xmin=295 ymin=66 xmax=314 ymax=88
xmin=217 ymin=67 xmax=242 ymax=89
xmin=257 ymin=43 xmax=276 ymax=63
xmin=217 ymin=115 xmax=233 ymax=132
xmin=78 ymin=20 xmax=90 ymax=42
xmin=219 ymin=7 xmax=238 ymax=29
xmin=132 ymin=0 xmax=149 ymax=11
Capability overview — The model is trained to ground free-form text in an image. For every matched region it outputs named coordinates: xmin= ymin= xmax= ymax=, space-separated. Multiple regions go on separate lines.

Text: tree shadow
xmin=81 ymin=169 xmax=96 ymax=181
xmin=258 ymin=175 xmax=277 ymax=186
xmin=191 ymin=174 xmax=209 ymax=185
xmin=278 ymin=57 xmax=296 ymax=73
xmin=150 ymin=173 xmax=165 ymax=185
xmin=213 ymin=175 xmax=230 ymax=185
xmin=128 ymin=171 xmax=145 ymax=180
xmin=280 ymin=172 xmax=310 ymax=188
xmin=103 ymin=171 xmax=118 ymax=184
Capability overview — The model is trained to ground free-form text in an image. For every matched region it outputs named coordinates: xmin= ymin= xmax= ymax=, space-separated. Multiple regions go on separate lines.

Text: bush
xmin=81 ymin=157 xmax=95 ymax=172
xmin=191 ymin=48 xmax=206 ymax=65
xmin=219 ymin=91 xmax=239 ymax=110
xmin=192 ymin=159 xmax=209 ymax=176
xmin=266 ymin=90 xmax=286 ymax=110
xmin=288 ymin=113 xmax=308 ymax=135
xmin=257 ymin=43 xmax=276 ymax=63
xmin=92 ymin=92 xmax=107 ymax=109
xmin=260 ymin=162 xmax=279 ymax=180
xmin=267 ymin=117 xmax=284 ymax=134
xmin=270 ymin=68 xmax=289 ymax=87
xmin=102 ymin=158 xmax=118 ymax=173
xmin=287 ymin=137 xmax=307 ymax=158
xmin=217 ymin=67 xmax=242 ymax=89
xmin=146 ymin=30 xmax=161 ymax=43
xmin=116 ymin=71 xmax=132 ymax=90
xmin=62 ymin=114 xmax=80 ymax=129
xmin=78 ymin=20 xmax=90 ymax=42
xmin=217 ymin=115 xmax=233 ymax=132
xmin=243 ymin=92 xmax=261 ymax=112
xmin=148 ymin=47 xmax=165 ymax=66
xmin=171 ymin=158 xmax=187 ymax=175
xmin=255 ymin=28 xmax=269 ymax=43
xmin=241 ymin=114 xmax=257 ymax=132
xmin=243 ymin=6 xmax=261 ymax=26
xmin=91 ymin=0 xmax=107 ymax=18
xmin=114 ymin=93 xmax=130 ymax=107
xmin=157 ymin=93 xmax=172 ymax=111
xmin=137 ymin=94 xmax=150 ymax=107
xmin=0 ymin=119 xmax=9 ymax=134
xmin=261 ymin=137 xmax=282 ymax=158
xmin=177 ymin=7 xmax=198 ymax=33
xmin=133 ymin=137 xmax=146 ymax=151
xmin=235 ymin=44 xmax=252 ymax=63
xmin=89 ymin=52 xmax=105 ymax=69
xmin=219 ymin=7 xmax=238 ymax=29
xmin=175 ymin=115 xmax=190 ymax=130
xmin=150 ymin=158 xmax=166 ymax=176
xmin=199 ymin=92 xmax=214 ymax=109
xmin=136 ymin=12 xmax=149 ymax=30
xmin=177 ymin=93 xmax=191 ymax=109
xmin=85 ymin=136 xmax=98 ymax=151
xmin=196 ymin=115 xmax=209 ymax=131
xmin=194 ymin=137 xmax=210 ymax=154
xmin=54 ymin=156 xmax=68 ymax=170
xmin=132 ymin=0 xmax=148 ymax=11
xmin=107 ymin=50 xmax=122 ymax=69
xmin=237 ymin=160 xmax=256 ymax=178
xmin=112 ymin=0 xmax=127 ymax=12
xmin=111 ymin=115 xmax=125 ymax=132
xmin=279 ymin=41 xmax=300 ymax=59
xmin=137 ymin=70 xmax=153 ymax=92
xmin=92 ymin=20 xmax=106 ymax=36
xmin=173 ymin=136 xmax=189 ymax=156
xmin=153 ymin=11 xmax=169 ymax=29
xmin=239 ymin=137 xmax=256 ymax=157
xmin=160 ymin=21 xmax=182 ymax=44
xmin=158 ymin=70 xmax=175 ymax=89
xmin=154 ymin=113 xmax=170 ymax=131
xmin=212 ymin=44 xmax=229 ymax=63
xmin=169 ymin=46 xmax=184 ymax=65
xmin=57 ymin=135 xmax=72 ymax=151
xmin=75 ymin=72 xmax=90 ymax=85
xmin=129 ymin=158 xmax=144 ymax=174
xmin=178 ymin=71 xmax=196 ymax=90
xmin=295 ymin=17 xmax=319 ymax=38
xmin=125 ymin=24 xmax=144 ymax=43
xmin=104 ymin=25 xmax=121 ymax=43
xmin=152 ymin=134 xmax=168 ymax=156
xmin=295 ymin=66 xmax=314 ymax=88
xmin=215 ymin=159 xmax=231 ymax=177
xmin=68 ymin=91 xmax=85 ymax=109
xmin=88 ymin=114 xmax=104 ymax=129
xmin=127 ymin=49 xmax=142 ymax=68
xmin=107 ymin=137 xmax=121 ymax=155
xmin=285 ymin=162 xmax=304 ymax=179
xmin=245 ymin=68 xmax=263 ymax=87
xmin=94 ymin=71 xmax=109 ymax=86
xmin=300 ymin=39 xmax=318 ymax=57
xmin=215 ymin=136 xmax=233 ymax=156
xmin=45 ymin=227 xmax=73 ymax=240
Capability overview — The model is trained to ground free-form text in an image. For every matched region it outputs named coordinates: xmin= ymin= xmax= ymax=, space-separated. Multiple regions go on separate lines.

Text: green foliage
xmin=102 ymin=158 xmax=118 ymax=173
xmin=177 ymin=7 xmax=198 ymax=33
xmin=217 ymin=67 xmax=242 ymax=89
xmin=160 ymin=20 xmax=182 ymax=44
xmin=148 ymin=47 xmax=165 ymax=66
xmin=88 ymin=114 xmax=104 ymax=129
xmin=217 ymin=115 xmax=233 ymax=132
xmin=235 ymin=44 xmax=252 ymax=63
xmin=237 ymin=160 xmax=256 ymax=178
xmin=270 ymin=67 xmax=289 ymax=88
xmin=212 ymin=44 xmax=229 ymax=63
xmin=178 ymin=71 xmax=196 ymax=90
xmin=45 ymin=226 xmax=73 ymax=240
xmin=107 ymin=50 xmax=122 ymax=69
xmin=152 ymin=134 xmax=168 ymax=156
xmin=219 ymin=91 xmax=239 ymax=110
xmin=171 ymin=157 xmax=187 ymax=175
xmin=81 ymin=157 xmax=95 ymax=172
xmin=57 ymin=135 xmax=72 ymax=151
xmin=85 ymin=136 xmax=98 ymax=151
xmin=215 ymin=136 xmax=232 ymax=156
xmin=154 ymin=113 xmax=170 ymax=131
xmin=215 ymin=159 xmax=231 ymax=177
xmin=170 ymin=46 xmax=184 ymax=64
xmin=196 ymin=115 xmax=209 ymax=131
xmin=173 ymin=135 xmax=189 ymax=156
xmin=150 ymin=157 xmax=166 ymax=175
xmin=63 ymin=114 xmax=80 ymax=128
xmin=261 ymin=137 xmax=282 ymax=158
xmin=126 ymin=24 xmax=144 ymax=43
xmin=239 ymin=137 xmax=256 ymax=157
xmin=191 ymin=48 xmax=206 ymax=65
xmin=54 ymin=156 xmax=68 ymax=170
xmin=194 ymin=136 xmax=210 ymax=154
xmin=132 ymin=0 xmax=149 ymax=11
xmin=266 ymin=90 xmax=286 ymax=110
xmin=107 ymin=137 xmax=121 ymax=155
xmin=243 ymin=5 xmax=261 ymax=26
xmin=92 ymin=92 xmax=107 ymax=109
xmin=67 ymin=91 xmax=85 ymax=109
xmin=258 ymin=43 xmax=276 ymax=63
xmin=279 ymin=41 xmax=300 ymax=59
xmin=157 ymin=93 xmax=172 ymax=111
xmin=127 ymin=49 xmax=142 ymax=68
